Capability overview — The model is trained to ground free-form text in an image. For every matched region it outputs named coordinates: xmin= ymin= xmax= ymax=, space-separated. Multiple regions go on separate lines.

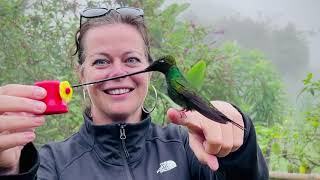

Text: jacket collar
xmin=79 ymin=111 xmax=151 ymax=165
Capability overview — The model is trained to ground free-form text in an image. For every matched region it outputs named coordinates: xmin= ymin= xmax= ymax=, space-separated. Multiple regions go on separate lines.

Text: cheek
xmin=83 ymin=68 xmax=106 ymax=82
xmin=133 ymin=75 xmax=149 ymax=94
xmin=86 ymin=84 xmax=99 ymax=96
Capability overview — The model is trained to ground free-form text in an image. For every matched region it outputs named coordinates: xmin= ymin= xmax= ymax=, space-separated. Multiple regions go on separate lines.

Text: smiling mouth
xmin=104 ymin=88 xmax=134 ymax=95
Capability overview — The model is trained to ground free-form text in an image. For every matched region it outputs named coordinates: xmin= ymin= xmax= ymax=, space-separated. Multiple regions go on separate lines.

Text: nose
xmin=108 ymin=61 xmax=127 ymax=81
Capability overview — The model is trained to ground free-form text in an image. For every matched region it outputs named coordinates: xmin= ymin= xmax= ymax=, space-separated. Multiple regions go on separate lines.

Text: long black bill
xmin=72 ymin=68 xmax=151 ymax=88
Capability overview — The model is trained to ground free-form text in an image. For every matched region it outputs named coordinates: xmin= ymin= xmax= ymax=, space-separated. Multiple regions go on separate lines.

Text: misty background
xmin=165 ymin=0 xmax=320 ymax=100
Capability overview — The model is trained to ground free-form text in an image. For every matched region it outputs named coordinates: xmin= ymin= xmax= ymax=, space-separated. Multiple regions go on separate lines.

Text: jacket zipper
xmin=119 ymin=124 xmax=130 ymax=158
xmin=119 ymin=124 xmax=134 ymax=180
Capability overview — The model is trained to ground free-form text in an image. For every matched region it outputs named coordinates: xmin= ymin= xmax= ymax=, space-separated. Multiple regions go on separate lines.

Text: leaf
xmin=297 ymin=86 xmax=308 ymax=100
xmin=271 ymin=142 xmax=281 ymax=155
xmin=303 ymin=73 xmax=313 ymax=85
xmin=186 ymin=60 xmax=207 ymax=90
xmin=299 ymin=165 xmax=306 ymax=174
xmin=310 ymin=88 xmax=315 ymax=96
xmin=311 ymin=120 xmax=319 ymax=128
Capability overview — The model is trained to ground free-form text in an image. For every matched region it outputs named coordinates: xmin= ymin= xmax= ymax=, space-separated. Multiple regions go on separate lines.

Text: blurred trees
xmin=257 ymin=73 xmax=320 ymax=173
xmin=213 ymin=17 xmax=309 ymax=94
xmin=1 ymin=0 xmax=318 ymax=174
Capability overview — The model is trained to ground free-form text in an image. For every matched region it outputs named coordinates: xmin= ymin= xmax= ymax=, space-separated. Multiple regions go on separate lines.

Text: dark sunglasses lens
xmin=117 ymin=7 xmax=143 ymax=17
xmin=82 ymin=8 xmax=108 ymax=18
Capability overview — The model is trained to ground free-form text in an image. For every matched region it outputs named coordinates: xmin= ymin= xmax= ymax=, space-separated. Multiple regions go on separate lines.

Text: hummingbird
xmin=145 ymin=55 xmax=244 ymax=130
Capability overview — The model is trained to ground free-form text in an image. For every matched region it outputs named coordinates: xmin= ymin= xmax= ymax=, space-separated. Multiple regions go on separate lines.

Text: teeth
xmin=107 ymin=88 xmax=130 ymax=95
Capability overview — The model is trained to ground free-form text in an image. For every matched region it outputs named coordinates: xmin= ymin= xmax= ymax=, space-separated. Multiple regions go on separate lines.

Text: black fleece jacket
xmin=1 ymin=111 xmax=268 ymax=180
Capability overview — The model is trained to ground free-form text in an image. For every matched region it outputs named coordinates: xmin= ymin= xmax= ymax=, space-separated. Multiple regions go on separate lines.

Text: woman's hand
xmin=0 ymin=84 xmax=47 ymax=174
xmin=167 ymin=100 xmax=244 ymax=171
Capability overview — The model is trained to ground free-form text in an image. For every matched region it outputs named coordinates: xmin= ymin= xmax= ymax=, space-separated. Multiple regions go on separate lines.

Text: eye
xmin=125 ymin=57 xmax=141 ymax=64
xmin=92 ymin=59 xmax=110 ymax=66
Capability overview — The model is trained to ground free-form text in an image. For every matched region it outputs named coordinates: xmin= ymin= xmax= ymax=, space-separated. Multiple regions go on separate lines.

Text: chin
xmin=108 ymin=113 xmax=130 ymax=122
xmin=107 ymin=106 xmax=142 ymax=121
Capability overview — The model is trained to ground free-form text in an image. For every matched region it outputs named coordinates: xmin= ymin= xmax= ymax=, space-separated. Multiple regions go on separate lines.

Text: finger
xmin=0 ymin=84 xmax=47 ymax=100
xmin=230 ymin=109 xmax=244 ymax=152
xmin=0 ymin=115 xmax=45 ymax=132
xmin=189 ymin=134 xmax=219 ymax=171
xmin=0 ymin=132 xmax=35 ymax=151
xmin=167 ymin=108 xmax=202 ymax=134
xmin=0 ymin=95 xmax=46 ymax=114
xmin=202 ymin=120 xmax=222 ymax=155
xmin=3 ymin=113 xmax=39 ymax=133
xmin=216 ymin=122 xmax=233 ymax=157
xmin=167 ymin=108 xmax=188 ymax=125
xmin=210 ymin=101 xmax=244 ymax=152
xmin=231 ymin=124 xmax=244 ymax=152
xmin=11 ymin=128 xmax=36 ymax=134
xmin=4 ymin=112 xmax=35 ymax=116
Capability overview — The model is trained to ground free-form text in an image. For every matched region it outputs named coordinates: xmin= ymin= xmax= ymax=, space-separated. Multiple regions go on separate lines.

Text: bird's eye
xmin=159 ymin=60 xmax=165 ymax=63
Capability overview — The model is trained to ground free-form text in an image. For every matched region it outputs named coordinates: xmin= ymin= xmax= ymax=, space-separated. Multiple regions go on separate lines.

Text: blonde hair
xmin=74 ymin=10 xmax=152 ymax=65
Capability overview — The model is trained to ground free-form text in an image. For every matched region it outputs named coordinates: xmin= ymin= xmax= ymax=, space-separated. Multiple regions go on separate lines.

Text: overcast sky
xmin=169 ymin=0 xmax=320 ymax=72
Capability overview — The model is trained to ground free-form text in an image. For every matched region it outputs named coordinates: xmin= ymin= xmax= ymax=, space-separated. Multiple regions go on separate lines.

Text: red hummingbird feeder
xmin=35 ymin=80 xmax=73 ymax=115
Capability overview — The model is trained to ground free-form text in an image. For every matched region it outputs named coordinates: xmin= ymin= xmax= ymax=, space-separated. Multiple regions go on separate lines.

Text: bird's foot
xmin=179 ymin=109 xmax=187 ymax=119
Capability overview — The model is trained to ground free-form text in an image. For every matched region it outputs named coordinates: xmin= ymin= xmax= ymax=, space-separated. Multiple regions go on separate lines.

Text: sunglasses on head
xmin=79 ymin=7 xmax=144 ymax=28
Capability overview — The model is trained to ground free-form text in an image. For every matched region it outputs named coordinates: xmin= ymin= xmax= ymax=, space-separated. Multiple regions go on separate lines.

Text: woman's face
xmin=80 ymin=23 xmax=150 ymax=125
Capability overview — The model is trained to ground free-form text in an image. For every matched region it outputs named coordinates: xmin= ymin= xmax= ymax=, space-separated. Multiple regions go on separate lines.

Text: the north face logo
xmin=156 ymin=160 xmax=177 ymax=174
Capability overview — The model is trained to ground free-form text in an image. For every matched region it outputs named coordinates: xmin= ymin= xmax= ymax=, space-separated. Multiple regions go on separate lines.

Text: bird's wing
xmin=171 ymin=77 xmax=244 ymax=130
xmin=172 ymin=77 xmax=229 ymax=124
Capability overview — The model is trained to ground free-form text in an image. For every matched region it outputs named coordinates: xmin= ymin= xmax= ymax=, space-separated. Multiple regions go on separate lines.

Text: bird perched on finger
xmin=145 ymin=55 xmax=244 ymax=130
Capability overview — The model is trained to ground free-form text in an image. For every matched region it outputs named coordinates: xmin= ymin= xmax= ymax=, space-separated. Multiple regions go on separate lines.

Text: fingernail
xmin=33 ymin=117 xmax=45 ymax=124
xmin=35 ymin=101 xmax=46 ymax=112
xmin=34 ymin=87 xmax=46 ymax=98
xmin=208 ymin=161 xmax=218 ymax=171
xmin=24 ymin=132 xmax=35 ymax=140
xmin=207 ymin=156 xmax=219 ymax=171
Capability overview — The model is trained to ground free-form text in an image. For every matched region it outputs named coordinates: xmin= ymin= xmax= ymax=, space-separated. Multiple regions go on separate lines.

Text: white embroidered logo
xmin=156 ymin=160 xmax=177 ymax=174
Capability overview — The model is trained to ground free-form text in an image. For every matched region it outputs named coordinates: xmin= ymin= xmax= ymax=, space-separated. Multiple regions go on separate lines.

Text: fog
xmin=186 ymin=0 xmax=319 ymax=67
xmin=165 ymin=0 xmax=320 ymax=97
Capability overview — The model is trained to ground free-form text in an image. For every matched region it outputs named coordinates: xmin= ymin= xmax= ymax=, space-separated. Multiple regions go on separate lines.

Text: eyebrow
xmin=122 ymin=51 xmax=144 ymax=57
xmin=87 ymin=52 xmax=111 ymax=59
xmin=87 ymin=49 xmax=145 ymax=60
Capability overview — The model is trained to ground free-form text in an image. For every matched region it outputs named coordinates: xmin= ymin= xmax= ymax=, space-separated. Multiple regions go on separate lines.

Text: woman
xmin=0 ymin=7 xmax=268 ymax=179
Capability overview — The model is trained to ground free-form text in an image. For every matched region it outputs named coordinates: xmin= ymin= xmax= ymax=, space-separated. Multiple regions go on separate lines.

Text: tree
xmin=213 ymin=17 xmax=309 ymax=95
xmin=257 ymin=73 xmax=320 ymax=173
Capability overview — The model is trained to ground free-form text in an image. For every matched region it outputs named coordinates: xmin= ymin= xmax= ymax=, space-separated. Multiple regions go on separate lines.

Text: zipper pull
xmin=119 ymin=124 xmax=130 ymax=158
xmin=120 ymin=124 xmax=127 ymax=140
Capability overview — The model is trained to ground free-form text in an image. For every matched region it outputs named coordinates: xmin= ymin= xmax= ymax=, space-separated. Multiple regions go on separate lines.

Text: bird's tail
xmin=193 ymin=103 xmax=245 ymax=131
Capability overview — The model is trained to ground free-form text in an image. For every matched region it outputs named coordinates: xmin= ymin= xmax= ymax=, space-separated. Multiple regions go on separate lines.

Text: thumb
xmin=206 ymin=154 xmax=219 ymax=171
xmin=189 ymin=133 xmax=219 ymax=171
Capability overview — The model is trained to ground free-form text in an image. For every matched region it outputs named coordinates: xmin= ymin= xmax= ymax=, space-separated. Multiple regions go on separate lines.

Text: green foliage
xmin=186 ymin=60 xmax=207 ymax=91
xmin=300 ymin=73 xmax=320 ymax=96
xmin=203 ymin=42 xmax=284 ymax=125
xmin=215 ymin=17 xmax=309 ymax=84
xmin=256 ymin=73 xmax=320 ymax=173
